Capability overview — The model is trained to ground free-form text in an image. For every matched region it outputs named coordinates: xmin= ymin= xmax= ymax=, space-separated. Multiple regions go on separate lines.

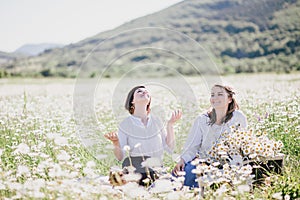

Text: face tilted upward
xmin=132 ymin=87 xmax=151 ymax=105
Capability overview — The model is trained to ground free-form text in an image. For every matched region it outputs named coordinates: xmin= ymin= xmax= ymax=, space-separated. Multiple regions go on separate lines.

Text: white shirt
xmin=118 ymin=114 xmax=172 ymax=160
xmin=181 ymin=110 xmax=247 ymax=162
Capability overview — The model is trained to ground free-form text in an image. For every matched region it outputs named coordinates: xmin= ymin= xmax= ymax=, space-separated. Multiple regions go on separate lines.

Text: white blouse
xmin=181 ymin=110 xmax=247 ymax=163
xmin=118 ymin=114 xmax=171 ymax=160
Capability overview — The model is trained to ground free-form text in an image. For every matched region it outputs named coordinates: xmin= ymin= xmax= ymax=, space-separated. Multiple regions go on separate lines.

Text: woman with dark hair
xmin=172 ymin=84 xmax=247 ymax=188
xmin=105 ymin=85 xmax=181 ymax=185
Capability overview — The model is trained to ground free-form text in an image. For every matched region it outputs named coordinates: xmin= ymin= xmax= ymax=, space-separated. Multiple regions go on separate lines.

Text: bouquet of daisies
xmin=191 ymin=126 xmax=284 ymax=197
xmin=207 ymin=126 xmax=284 ymax=166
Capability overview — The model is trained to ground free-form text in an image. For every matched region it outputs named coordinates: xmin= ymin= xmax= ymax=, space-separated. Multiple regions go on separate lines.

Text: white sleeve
xmin=235 ymin=110 xmax=248 ymax=129
xmin=181 ymin=116 xmax=204 ymax=163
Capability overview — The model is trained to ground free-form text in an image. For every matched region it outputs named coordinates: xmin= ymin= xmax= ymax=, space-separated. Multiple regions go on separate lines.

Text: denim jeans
xmin=183 ymin=161 xmax=199 ymax=188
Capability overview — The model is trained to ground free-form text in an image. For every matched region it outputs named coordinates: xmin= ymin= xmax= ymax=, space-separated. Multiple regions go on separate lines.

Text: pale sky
xmin=0 ymin=0 xmax=183 ymax=53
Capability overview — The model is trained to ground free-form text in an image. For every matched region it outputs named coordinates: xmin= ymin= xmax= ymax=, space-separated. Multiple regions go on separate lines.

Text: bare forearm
xmin=112 ymin=141 xmax=123 ymax=161
xmin=166 ymin=110 xmax=181 ymax=150
xmin=166 ymin=122 xmax=175 ymax=150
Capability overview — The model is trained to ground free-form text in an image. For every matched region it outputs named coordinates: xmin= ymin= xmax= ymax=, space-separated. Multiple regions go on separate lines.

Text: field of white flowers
xmin=0 ymin=73 xmax=299 ymax=199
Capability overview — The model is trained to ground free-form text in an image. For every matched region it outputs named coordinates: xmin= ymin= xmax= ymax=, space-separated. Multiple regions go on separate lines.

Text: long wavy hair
xmin=125 ymin=85 xmax=151 ymax=115
xmin=208 ymin=84 xmax=239 ymax=125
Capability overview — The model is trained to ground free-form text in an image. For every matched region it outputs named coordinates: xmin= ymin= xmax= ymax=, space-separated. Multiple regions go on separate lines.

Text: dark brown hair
xmin=208 ymin=84 xmax=239 ymax=125
xmin=125 ymin=85 xmax=151 ymax=114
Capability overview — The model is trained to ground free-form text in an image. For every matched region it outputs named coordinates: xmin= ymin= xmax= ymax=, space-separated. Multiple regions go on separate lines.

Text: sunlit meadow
xmin=0 ymin=74 xmax=299 ymax=199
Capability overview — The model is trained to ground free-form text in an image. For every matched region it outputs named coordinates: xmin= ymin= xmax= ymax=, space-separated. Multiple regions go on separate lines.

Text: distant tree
xmin=56 ymin=63 xmax=64 ymax=68
xmin=57 ymin=71 xmax=68 ymax=78
xmin=0 ymin=70 xmax=8 ymax=78
xmin=43 ymin=49 xmax=53 ymax=53
xmin=90 ymin=72 xmax=96 ymax=78
xmin=67 ymin=60 xmax=77 ymax=66
xmin=131 ymin=55 xmax=149 ymax=62
xmin=40 ymin=69 xmax=53 ymax=77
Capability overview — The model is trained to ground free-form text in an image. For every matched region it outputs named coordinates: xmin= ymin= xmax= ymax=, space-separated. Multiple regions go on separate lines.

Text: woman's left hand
xmin=168 ymin=110 xmax=182 ymax=125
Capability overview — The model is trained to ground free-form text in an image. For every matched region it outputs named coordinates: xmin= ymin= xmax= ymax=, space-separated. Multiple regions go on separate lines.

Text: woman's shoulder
xmin=231 ymin=110 xmax=248 ymax=128
xmin=149 ymin=114 xmax=159 ymax=121
xmin=119 ymin=116 xmax=132 ymax=126
xmin=149 ymin=115 xmax=164 ymax=127
xmin=233 ymin=110 xmax=246 ymax=119
xmin=194 ymin=113 xmax=210 ymax=124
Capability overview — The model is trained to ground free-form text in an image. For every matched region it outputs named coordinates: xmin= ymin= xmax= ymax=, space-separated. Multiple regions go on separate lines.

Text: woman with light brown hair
xmin=172 ymin=84 xmax=247 ymax=188
xmin=105 ymin=85 xmax=181 ymax=185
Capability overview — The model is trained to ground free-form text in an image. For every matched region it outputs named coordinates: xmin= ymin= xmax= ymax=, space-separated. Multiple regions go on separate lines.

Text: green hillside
xmin=0 ymin=51 xmax=25 ymax=78
xmin=1 ymin=0 xmax=299 ymax=78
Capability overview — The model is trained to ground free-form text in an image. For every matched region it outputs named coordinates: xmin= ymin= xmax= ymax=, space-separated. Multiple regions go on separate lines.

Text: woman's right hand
xmin=104 ymin=131 xmax=119 ymax=145
xmin=168 ymin=110 xmax=182 ymax=125
xmin=172 ymin=158 xmax=185 ymax=176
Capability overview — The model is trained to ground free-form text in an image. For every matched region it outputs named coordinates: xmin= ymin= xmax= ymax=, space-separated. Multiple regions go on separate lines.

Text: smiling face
xmin=210 ymin=86 xmax=232 ymax=110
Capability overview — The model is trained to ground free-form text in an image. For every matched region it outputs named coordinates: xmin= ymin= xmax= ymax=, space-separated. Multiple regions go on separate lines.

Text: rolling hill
xmin=14 ymin=43 xmax=65 ymax=56
xmin=1 ymin=0 xmax=299 ymax=78
xmin=0 ymin=51 xmax=25 ymax=77
xmin=0 ymin=51 xmax=18 ymax=64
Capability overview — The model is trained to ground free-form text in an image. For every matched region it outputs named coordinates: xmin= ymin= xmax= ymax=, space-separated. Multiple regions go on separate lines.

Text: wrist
xmin=112 ymin=140 xmax=119 ymax=146
xmin=180 ymin=158 xmax=185 ymax=163
xmin=167 ymin=121 xmax=174 ymax=126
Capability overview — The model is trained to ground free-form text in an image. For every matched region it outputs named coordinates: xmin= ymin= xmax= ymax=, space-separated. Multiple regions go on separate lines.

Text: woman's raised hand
xmin=168 ymin=110 xmax=182 ymax=125
xmin=104 ymin=131 xmax=119 ymax=145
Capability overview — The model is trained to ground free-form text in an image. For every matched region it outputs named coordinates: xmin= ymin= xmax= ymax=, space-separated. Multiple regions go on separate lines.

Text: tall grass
xmin=0 ymin=74 xmax=299 ymax=199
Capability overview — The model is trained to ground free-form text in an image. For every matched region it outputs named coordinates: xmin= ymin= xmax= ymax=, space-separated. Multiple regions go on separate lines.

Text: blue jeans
xmin=183 ymin=161 xmax=199 ymax=188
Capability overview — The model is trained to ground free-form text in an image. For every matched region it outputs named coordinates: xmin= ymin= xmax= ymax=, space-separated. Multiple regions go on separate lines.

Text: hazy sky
xmin=0 ymin=0 xmax=183 ymax=52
